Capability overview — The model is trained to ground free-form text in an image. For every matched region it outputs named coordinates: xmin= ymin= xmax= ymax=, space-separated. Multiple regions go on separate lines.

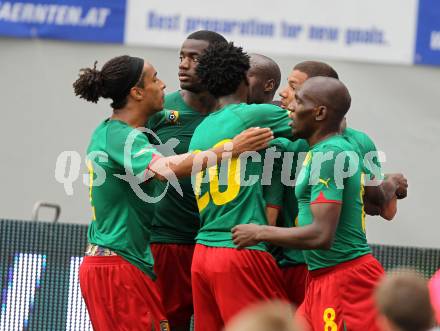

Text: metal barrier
xmin=1 ymin=219 xmax=439 ymax=330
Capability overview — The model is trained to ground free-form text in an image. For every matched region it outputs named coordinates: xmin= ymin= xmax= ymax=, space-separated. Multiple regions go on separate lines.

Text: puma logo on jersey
xmin=319 ymin=178 xmax=331 ymax=188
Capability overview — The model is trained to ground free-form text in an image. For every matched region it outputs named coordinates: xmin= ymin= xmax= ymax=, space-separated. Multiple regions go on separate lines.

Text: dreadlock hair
xmin=293 ymin=61 xmax=339 ymax=80
xmin=196 ymin=42 xmax=250 ymax=98
xmin=186 ymin=30 xmax=227 ymax=45
xmin=73 ymin=55 xmax=145 ymax=110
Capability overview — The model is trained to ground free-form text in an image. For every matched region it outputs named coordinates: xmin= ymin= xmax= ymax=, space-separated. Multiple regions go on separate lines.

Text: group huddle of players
xmin=73 ymin=30 xmax=408 ymax=331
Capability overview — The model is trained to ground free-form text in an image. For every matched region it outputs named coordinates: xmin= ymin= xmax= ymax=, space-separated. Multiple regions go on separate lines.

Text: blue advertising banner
xmin=0 ymin=0 xmax=440 ymax=66
xmin=0 ymin=0 xmax=126 ymax=43
xmin=415 ymin=0 xmax=440 ymax=65
xmin=126 ymin=0 xmax=419 ymax=65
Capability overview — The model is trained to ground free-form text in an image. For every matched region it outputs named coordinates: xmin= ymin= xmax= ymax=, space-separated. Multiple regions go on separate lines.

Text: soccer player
xmin=188 ymin=42 xmax=291 ymax=331
xmin=73 ymin=55 xmax=273 ymax=331
xmin=279 ymin=61 xmax=407 ymax=215
xmin=246 ymin=54 xmax=309 ymax=306
xmin=263 ymin=137 xmax=309 ymax=307
xmin=246 ymin=53 xmax=285 ymax=225
xmin=232 ymin=76 xmax=393 ymax=331
xmin=147 ymin=30 xmax=227 ymax=331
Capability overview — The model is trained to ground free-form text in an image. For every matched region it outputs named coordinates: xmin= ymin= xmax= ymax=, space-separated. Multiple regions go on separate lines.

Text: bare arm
xmin=150 ymin=127 xmax=273 ymax=181
xmin=232 ymin=203 xmax=341 ymax=250
xmin=265 ymin=206 xmax=280 ymax=227
xmin=365 ymin=173 xmax=407 ymax=204
xmin=364 ymin=173 xmax=408 ymax=220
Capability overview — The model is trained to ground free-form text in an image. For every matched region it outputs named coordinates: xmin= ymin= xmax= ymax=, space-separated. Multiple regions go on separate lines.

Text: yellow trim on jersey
xmin=303 ymin=151 xmax=312 ymax=166
xmin=87 ymin=159 xmax=96 ymax=221
xmin=360 ymin=173 xmax=366 ymax=233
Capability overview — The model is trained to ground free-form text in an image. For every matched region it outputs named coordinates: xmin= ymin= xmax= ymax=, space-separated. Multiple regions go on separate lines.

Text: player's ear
xmin=130 ymin=86 xmax=144 ymax=101
xmin=264 ymin=79 xmax=275 ymax=92
xmin=315 ymin=105 xmax=327 ymax=121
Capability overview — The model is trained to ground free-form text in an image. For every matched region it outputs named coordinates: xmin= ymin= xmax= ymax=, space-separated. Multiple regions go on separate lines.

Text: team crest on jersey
xmin=159 ymin=320 xmax=170 ymax=331
xmin=165 ymin=110 xmax=180 ymax=125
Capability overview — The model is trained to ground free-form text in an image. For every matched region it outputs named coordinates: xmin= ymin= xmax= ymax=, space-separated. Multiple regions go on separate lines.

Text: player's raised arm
xmin=149 ymin=126 xmax=273 ymax=180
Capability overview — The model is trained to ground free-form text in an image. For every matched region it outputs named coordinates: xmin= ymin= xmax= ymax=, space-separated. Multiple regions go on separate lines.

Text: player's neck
xmin=307 ymin=128 xmax=339 ymax=147
xmin=217 ymin=94 xmax=246 ymax=110
xmin=110 ymin=104 xmax=150 ymax=128
xmin=181 ymin=90 xmax=217 ymax=115
xmin=216 ymin=81 xmax=248 ymax=110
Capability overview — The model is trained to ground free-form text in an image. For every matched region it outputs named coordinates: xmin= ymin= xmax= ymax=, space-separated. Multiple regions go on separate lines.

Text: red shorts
xmin=297 ymin=254 xmax=384 ymax=331
xmin=79 ymin=256 xmax=169 ymax=331
xmin=281 ymin=263 xmax=308 ymax=307
xmin=151 ymin=243 xmax=195 ymax=328
xmin=191 ymin=244 xmax=288 ymax=331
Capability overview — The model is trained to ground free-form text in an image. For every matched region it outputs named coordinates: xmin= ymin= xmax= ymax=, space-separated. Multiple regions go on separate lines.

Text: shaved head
xmin=290 ymin=76 xmax=351 ymax=139
xmin=249 ymin=54 xmax=281 ymax=90
xmin=300 ymin=76 xmax=351 ymax=128
xmin=247 ymin=53 xmax=281 ymax=103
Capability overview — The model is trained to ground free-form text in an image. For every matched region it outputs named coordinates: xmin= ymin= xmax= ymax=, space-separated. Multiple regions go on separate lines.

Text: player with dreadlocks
xmin=73 ymin=55 xmax=273 ymax=331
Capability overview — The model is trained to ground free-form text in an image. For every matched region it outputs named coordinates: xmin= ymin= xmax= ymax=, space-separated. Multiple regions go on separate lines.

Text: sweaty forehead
xmin=180 ymin=39 xmax=210 ymax=54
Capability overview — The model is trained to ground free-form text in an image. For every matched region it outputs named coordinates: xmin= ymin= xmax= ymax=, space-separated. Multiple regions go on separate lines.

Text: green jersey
xmin=147 ymin=91 xmax=207 ymax=244
xmin=86 ymin=119 xmax=161 ymax=278
xmin=343 ymin=127 xmax=382 ymax=179
xmin=264 ymin=138 xmax=309 ymax=267
xmin=295 ymin=135 xmax=371 ymax=270
xmin=189 ymin=103 xmax=292 ymax=251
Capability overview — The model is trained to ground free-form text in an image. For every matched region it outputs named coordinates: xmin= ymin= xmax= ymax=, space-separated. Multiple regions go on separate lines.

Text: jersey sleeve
xmin=310 ymin=149 xmax=344 ymax=205
xmin=237 ymin=104 xmax=293 ymax=139
xmin=106 ymin=125 xmax=162 ymax=176
xmin=361 ymin=133 xmax=383 ymax=180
